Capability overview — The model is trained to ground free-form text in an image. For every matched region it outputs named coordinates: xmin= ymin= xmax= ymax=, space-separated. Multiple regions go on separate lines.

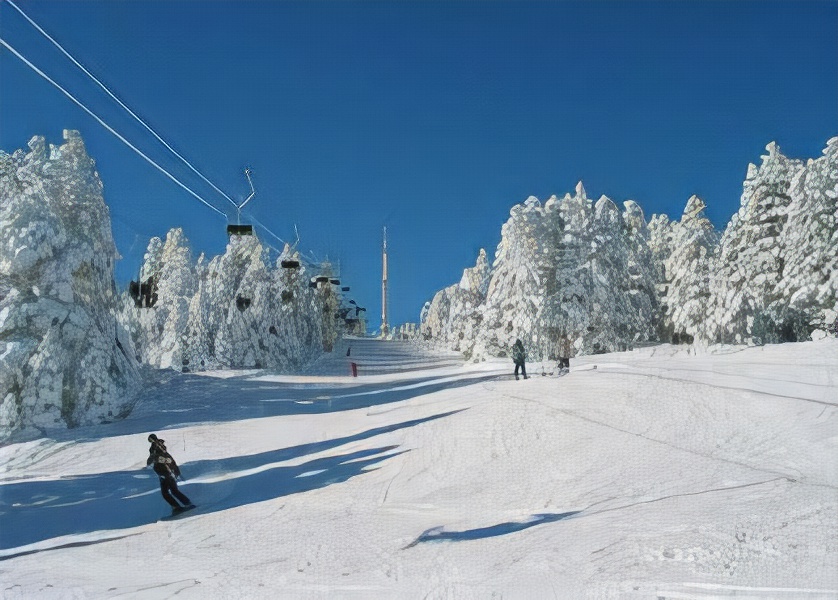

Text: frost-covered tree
xmin=533 ymin=184 xmax=595 ymax=359
xmin=448 ymin=249 xmax=492 ymax=354
xmin=659 ymin=196 xmax=719 ymax=343
xmin=710 ymin=142 xmax=807 ymax=343
xmin=778 ymin=138 xmax=838 ymax=330
xmin=580 ymin=196 xmax=657 ymax=353
xmin=0 ymin=131 xmax=141 ymax=440
xmin=124 ymin=231 xmax=336 ymax=371
xmin=420 ymin=249 xmax=491 ymax=355
xmin=420 ymin=285 xmax=454 ymax=342
xmin=122 ymin=228 xmax=196 ymax=369
xmin=270 ymin=245 xmax=325 ymax=366
xmin=476 ymin=196 xmax=552 ymax=357
xmin=420 ymin=137 xmax=836 ymax=357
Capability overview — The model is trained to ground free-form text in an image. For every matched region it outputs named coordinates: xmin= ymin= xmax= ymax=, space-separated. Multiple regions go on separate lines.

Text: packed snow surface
xmin=1 ymin=337 xmax=836 ymax=598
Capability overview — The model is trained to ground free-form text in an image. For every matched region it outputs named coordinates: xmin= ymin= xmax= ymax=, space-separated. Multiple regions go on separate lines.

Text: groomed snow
xmin=1 ymin=337 xmax=836 ymax=598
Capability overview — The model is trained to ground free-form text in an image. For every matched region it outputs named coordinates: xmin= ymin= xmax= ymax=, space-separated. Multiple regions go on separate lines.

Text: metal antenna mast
xmin=381 ymin=226 xmax=389 ymax=337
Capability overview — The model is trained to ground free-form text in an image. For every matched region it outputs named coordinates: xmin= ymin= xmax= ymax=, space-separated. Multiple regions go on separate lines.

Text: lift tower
xmin=381 ymin=227 xmax=389 ymax=337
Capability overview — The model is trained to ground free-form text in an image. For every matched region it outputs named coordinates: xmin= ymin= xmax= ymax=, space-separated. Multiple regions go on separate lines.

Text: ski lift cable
xmin=4 ymin=0 xmax=240 ymax=211
xmin=249 ymin=214 xmax=288 ymax=248
xmin=0 ymin=37 xmax=227 ymax=219
xmin=247 ymin=215 xmax=320 ymax=271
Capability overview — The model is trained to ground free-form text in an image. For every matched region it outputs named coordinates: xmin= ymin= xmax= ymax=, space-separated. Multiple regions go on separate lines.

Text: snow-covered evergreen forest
xmin=421 ymin=138 xmax=838 ymax=361
xmin=0 ymin=131 xmax=345 ymax=441
xmin=1 ymin=131 xmax=836 ymax=441
xmin=1 ymin=131 xmax=836 ymax=599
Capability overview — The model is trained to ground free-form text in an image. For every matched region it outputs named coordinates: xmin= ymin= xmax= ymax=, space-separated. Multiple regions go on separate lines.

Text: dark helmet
xmin=148 ymin=433 xmax=159 ymax=443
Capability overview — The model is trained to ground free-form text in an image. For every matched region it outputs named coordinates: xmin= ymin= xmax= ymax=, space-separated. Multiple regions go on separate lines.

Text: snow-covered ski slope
xmin=1 ymin=337 xmax=836 ymax=598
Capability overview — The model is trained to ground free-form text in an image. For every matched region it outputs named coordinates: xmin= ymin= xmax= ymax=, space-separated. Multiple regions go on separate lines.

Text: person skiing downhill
xmin=512 ymin=338 xmax=528 ymax=380
xmin=146 ymin=433 xmax=194 ymax=512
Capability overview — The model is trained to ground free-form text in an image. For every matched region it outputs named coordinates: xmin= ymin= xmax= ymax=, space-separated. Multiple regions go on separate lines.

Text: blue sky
xmin=2 ymin=1 xmax=836 ymax=328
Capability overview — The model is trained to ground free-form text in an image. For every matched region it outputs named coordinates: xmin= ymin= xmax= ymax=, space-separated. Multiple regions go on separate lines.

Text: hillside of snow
xmin=1 ymin=337 xmax=835 ymax=598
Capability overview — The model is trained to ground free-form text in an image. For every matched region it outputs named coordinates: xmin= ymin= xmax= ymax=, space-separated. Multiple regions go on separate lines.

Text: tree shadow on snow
xmin=404 ymin=511 xmax=581 ymax=549
xmin=0 ymin=411 xmax=462 ymax=556
xmin=49 ymin=371 xmax=498 ymax=444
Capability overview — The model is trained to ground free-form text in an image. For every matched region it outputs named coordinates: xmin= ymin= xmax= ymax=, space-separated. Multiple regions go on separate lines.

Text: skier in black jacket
xmin=512 ymin=338 xmax=528 ymax=380
xmin=146 ymin=433 xmax=194 ymax=511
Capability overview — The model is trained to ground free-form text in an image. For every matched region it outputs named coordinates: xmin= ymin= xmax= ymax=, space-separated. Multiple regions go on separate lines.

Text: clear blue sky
xmin=2 ymin=1 xmax=836 ymax=328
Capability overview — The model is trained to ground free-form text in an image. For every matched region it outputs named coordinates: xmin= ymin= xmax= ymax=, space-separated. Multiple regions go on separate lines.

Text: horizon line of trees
xmin=420 ymin=137 xmax=838 ymax=360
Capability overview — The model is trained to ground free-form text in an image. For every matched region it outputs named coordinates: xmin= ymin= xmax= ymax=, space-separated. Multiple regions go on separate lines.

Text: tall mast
xmin=381 ymin=226 xmax=389 ymax=336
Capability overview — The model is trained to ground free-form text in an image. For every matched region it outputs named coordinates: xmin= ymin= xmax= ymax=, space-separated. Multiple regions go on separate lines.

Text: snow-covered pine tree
xmin=420 ymin=285 xmax=454 ymax=342
xmin=476 ymin=196 xmax=551 ymax=358
xmin=447 ymin=248 xmax=491 ymax=356
xmin=777 ymin=137 xmax=838 ymax=335
xmin=710 ymin=142 xmax=805 ymax=343
xmin=269 ymin=244 xmax=324 ymax=368
xmin=0 ymin=131 xmax=141 ymax=438
xmin=647 ymin=212 xmax=674 ymax=333
xmin=123 ymin=228 xmax=196 ymax=369
xmin=620 ymin=199 xmax=660 ymax=345
xmin=581 ymin=195 xmax=657 ymax=353
xmin=660 ymin=196 xmax=719 ymax=343
xmin=534 ymin=184 xmax=595 ymax=359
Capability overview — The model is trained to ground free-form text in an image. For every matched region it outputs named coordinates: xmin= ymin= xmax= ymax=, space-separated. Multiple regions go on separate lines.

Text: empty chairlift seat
xmin=236 ymin=296 xmax=252 ymax=311
xmin=129 ymin=277 xmax=158 ymax=308
xmin=227 ymin=224 xmax=253 ymax=236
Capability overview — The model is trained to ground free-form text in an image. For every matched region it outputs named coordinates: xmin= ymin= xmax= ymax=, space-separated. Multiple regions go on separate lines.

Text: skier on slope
xmin=146 ymin=433 xmax=194 ymax=512
xmin=512 ymin=338 xmax=528 ymax=380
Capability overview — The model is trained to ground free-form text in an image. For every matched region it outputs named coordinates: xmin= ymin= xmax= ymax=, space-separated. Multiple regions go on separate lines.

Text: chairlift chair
xmin=129 ymin=276 xmax=158 ymax=308
xmin=236 ymin=296 xmax=251 ymax=311
xmin=129 ymin=280 xmax=141 ymax=305
xmin=227 ymin=168 xmax=256 ymax=236
xmin=227 ymin=224 xmax=253 ymax=236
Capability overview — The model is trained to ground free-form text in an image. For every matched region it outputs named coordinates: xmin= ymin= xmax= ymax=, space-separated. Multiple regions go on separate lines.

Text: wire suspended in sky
xmin=4 ymin=0 xmax=241 ymax=212
xmin=250 ymin=215 xmax=289 ymax=249
xmin=0 ymin=36 xmax=228 ymax=219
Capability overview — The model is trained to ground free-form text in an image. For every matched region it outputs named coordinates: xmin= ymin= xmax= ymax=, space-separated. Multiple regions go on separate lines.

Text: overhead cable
xmin=4 ymin=0 xmax=240 ymax=211
xmin=0 ymin=37 xmax=228 ymax=219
